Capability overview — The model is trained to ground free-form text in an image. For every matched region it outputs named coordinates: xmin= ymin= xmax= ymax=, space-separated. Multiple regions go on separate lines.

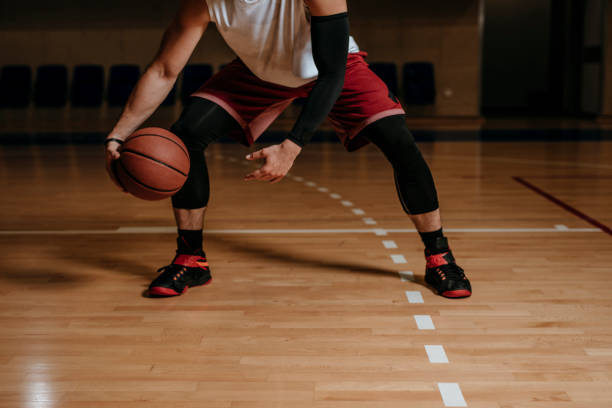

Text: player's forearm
xmin=108 ymin=65 xmax=177 ymax=139
xmin=287 ymin=12 xmax=349 ymax=147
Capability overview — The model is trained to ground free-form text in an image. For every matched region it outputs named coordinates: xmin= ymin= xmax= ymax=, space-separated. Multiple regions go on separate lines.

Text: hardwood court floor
xmin=0 ymin=140 xmax=611 ymax=407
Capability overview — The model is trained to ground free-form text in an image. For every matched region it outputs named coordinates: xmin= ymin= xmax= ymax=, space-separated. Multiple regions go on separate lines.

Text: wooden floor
xmin=0 ymin=139 xmax=611 ymax=407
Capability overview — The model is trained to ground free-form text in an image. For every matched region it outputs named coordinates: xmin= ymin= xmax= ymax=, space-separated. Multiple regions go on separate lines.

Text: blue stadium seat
xmin=71 ymin=65 xmax=104 ymax=107
xmin=402 ymin=62 xmax=436 ymax=105
xmin=0 ymin=65 xmax=32 ymax=108
xmin=108 ymin=65 xmax=140 ymax=106
xmin=34 ymin=65 xmax=68 ymax=107
xmin=181 ymin=64 xmax=213 ymax=104
xmin=369 ymin=62 xmax=398 ymax=96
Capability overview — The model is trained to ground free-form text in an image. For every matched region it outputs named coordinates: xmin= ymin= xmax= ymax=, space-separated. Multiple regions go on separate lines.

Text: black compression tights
xmin=171 ymin=101 xmax=438 ymax=215
xmin=171 ymin=98 xmax=241 ymax=209
xmin=360 ymin=115 xmax=439 ymax=215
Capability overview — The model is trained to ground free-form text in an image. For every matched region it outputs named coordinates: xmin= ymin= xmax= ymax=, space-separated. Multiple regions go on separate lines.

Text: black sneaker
xmin=148 ymin=252 xmax=212 ymax=297
xmin=424 ymin=238 xmax=471 ymax=298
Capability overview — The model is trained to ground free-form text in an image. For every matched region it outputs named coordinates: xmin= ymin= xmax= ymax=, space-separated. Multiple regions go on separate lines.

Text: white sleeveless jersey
xmin=206 ymin=0 xmax=360 ymax=88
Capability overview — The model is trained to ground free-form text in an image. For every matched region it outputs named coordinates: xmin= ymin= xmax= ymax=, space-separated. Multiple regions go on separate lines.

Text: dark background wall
xmin=481 ymin=0 xmax=608 ymax=116
xmin=0 ymin=0 xmax=482 ymax=117
xmin=481 ymin=0 xmax=552 ymax=114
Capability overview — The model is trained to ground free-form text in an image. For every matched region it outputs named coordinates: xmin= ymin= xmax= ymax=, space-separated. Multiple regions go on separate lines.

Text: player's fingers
xmin=244 ymin=169 xmax=266 ymax=180
xmin=246 ymin=149 xmax=266 ymax=161
xmin=269 ymin=176 xmax=284 ymax=184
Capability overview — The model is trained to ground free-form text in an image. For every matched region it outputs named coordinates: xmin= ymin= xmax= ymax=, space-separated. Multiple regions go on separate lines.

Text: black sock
xmin=177 ymin=229 xmax=203 ymax=255
xmin=419 ymin=228 xmax=448 ymax=254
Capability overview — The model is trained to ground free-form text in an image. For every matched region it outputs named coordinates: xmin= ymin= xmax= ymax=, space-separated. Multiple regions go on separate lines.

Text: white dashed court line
xmin=362 ymin=217 xmax=377 ymax=225
xmin=317 ymin=187 xmax=329 ymax=193
xmin=373 ymin=229 xmax=388 ymax=236
xmin=425 ymin=345 xmax=449 ymax=363
xmin=341 ymin=200 xmax=353 ymax=207
xmin=329 ymin=193 xmax=342 ymax=199
xmin=292 ymin=176 xmax=304 ymax=182
xmin=414 ymin=315 xmax=435 ymax=330
xmin=555 ymin=224 xmax=569 ymax=231
xmin=405 ymin=291 xmax=424 ymax=303
xmin=352 ymin=208 xmax=365 ymax=215
xmin=399 ymin=271 xmax=414 ymax=281
xmin=438 ymin=383 xmax=467 ymax=407
xmin=305 ymin=181 xmax=316 ymax=187
xmin=390 ymin=254 xmax=407 ymax=264
xmin=382 ymin=240 xmax=397 ymax=249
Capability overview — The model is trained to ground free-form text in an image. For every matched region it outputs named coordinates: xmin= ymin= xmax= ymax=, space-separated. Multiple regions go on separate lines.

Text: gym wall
xmin=602 ymin=0 xmax=612 ymax=118
xmin=0 ymin=0 xmax=482 ymax=117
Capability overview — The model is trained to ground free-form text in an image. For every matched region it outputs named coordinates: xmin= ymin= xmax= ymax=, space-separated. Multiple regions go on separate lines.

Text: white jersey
xmin=206 ymin=0 xmax=360 ymax=88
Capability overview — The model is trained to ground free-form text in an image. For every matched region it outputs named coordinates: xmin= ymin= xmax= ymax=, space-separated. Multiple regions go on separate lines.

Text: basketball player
xmin=104 ymin=0 xmax=472 ymax=298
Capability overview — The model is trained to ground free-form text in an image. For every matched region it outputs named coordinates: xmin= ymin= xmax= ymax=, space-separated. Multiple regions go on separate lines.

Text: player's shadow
xmin=204 ymin=233 xmax=432 ymax=292
xmin=3 ymin=232 xmax=431 ymax=295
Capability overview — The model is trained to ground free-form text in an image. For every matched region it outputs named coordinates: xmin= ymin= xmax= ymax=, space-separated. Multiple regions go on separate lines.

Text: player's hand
xmin=244 ymin=139 xmax=302 ymax=183
xmin=105 ymin=136 xmax=128 ymax=192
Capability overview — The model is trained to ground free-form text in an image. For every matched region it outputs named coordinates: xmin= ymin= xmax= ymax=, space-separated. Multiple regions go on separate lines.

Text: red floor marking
xmin=513 ymin=177 xmax=612 ymax=237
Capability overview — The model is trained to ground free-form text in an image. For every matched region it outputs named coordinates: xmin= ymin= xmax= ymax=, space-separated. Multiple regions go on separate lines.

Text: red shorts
xmin=192 ymin=52 xmax=405 ymax=151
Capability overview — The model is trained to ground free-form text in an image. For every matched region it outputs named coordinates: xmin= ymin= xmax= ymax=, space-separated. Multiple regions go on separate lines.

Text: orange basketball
xmin=113 ymin=127 xmax=190 ymax=201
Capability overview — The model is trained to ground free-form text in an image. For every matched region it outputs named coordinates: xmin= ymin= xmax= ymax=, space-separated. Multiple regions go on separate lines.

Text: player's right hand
xmin=105 ymin=136 xmax=128 ymax=192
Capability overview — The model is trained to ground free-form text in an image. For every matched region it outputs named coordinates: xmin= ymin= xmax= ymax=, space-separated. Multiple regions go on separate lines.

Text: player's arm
xmin=105 ymin=0 xmax=210 ymax=155
xmin=288 ymin=0 xmax=349 ymax=147
xmin=245 ymin=0 xmax=349 ymax=183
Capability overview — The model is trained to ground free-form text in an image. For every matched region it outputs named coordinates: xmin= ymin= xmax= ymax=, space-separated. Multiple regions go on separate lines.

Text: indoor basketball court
xmin=1 ymin=0 xmax=612 ymax=407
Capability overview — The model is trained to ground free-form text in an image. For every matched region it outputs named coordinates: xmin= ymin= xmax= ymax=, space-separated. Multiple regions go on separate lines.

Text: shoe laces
xmin=157 ymin=263 xmax=187 ymax=281
xmin=434 ymin=263 xmax=466 ymax=282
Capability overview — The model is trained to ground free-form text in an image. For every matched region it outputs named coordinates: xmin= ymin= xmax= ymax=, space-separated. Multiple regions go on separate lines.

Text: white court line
xmin=305 ymin=181 xmax=317 ymax=187
xmin=438 ymin=383 xmax=467 ymax=407
xmin=0 ymin=227 xmax=602 ymax=236
xmin=317 ymin=187 xmax=329 ymax=193
xmin=0 ymin=227 xmax=602 ymax=235
xmin=414 ymin=315 xmax=435 ymax=330
xmin=390 ymin=254 xmax=407 ymax=264
xmin=292 ymin=176 xmax=304 ymax=182
xmin=341 ymin=200 xmax=353 ymax=207
xmin=555 ymin=224 xmax=569 ymax=231
xmin=362 ymin=217 xmax=377 ymax=225
xmin=329 ymin=193 xmax=342 ymax=199
xmin=382 ymin=240 xmax=397 ymax=249
xmin=425 ymin=345 xmax=449 ymax=363
xmin=352 ymin=208 xmax=365 ymax=215
xmin=405 ymin=291 xmax=424 ymax=303
xmin=399 ymin=271 xmax=414 ymax=281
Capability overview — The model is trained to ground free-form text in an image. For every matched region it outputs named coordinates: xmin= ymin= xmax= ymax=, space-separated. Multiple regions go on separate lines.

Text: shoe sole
xmin=148 ymin=277 xmax=212 ymax=297
xmin=441 ymin=289 xmax=472 ymax=298
xmin=425 ymin=275 xmax=471 ymax=299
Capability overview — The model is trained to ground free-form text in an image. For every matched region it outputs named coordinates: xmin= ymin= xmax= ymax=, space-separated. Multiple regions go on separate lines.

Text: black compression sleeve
xmin=287 ymin=12 xmax=349 ymax=147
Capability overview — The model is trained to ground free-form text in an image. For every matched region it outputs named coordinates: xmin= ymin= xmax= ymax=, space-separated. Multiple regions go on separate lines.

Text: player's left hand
xmin=245 ymin=140 xmax=302 ymax=183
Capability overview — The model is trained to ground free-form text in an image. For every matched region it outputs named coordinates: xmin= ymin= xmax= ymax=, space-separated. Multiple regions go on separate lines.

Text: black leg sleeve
xmin=361 ymin=115 xmax=439 ymax=215
xmin=171 ymin=98 xmax=241 ymax=209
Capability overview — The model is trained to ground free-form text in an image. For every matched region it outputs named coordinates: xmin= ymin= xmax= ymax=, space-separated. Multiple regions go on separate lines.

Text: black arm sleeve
xmin=287 ymin=12 xmax=349 ymax=147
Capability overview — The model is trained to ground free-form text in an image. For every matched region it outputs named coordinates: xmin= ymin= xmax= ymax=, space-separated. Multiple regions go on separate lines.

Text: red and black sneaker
xmin=148 ymin=252 xmax=212 ymax=297
xmin=424 ymin=238 xmax=471 ymax=298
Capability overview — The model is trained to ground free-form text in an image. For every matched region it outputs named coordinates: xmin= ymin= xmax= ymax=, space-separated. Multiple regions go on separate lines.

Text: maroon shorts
xmin=192 ymin=51 xmax=405 ymax=151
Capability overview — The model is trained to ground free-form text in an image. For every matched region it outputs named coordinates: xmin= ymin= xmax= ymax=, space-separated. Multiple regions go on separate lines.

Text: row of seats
xmin=0 ymin=62 xmax=435 ymax=108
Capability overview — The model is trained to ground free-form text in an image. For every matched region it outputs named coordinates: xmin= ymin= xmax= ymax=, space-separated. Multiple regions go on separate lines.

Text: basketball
xmin=113 ymin=127 xmax=190 ymax=200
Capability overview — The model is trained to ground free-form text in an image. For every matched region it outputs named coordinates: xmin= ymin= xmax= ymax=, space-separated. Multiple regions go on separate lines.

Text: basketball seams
xmin=117 ymin=159 xmax=181 ymax=194
xmin=121 ymin=149 xmax=188 ymax=177
xmin=125 ymin=133 xmax=189 ymax=160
